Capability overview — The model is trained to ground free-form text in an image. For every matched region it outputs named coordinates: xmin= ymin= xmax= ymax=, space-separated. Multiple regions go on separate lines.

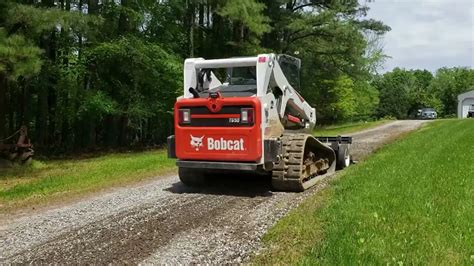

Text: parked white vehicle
xmin=417 ymin=108 xmax=437 ymax=119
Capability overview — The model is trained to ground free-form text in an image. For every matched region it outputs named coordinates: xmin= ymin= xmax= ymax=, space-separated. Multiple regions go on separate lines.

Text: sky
xmin=366 ymin=0 xmax=474 ymax=72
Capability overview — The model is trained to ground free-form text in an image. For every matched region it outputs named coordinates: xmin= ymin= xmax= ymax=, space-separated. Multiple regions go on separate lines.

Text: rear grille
xmin=179 ymin=105 xmax=254 ymax=127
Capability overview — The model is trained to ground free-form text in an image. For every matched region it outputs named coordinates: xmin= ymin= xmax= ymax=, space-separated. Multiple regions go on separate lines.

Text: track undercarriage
xmin=271 ymin=133 xmax=336 ymax=192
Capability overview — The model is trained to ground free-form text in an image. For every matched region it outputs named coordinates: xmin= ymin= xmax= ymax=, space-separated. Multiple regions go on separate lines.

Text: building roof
xmin=458 ymin=90 xmax=474 ymax=100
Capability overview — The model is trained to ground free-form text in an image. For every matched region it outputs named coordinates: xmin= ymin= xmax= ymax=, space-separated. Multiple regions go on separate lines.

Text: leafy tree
xmin=257 ymin=0 xmax=390 ymax=123
xmin=0 ymin=30 xmax=41 ymax=80
xmin=0 ymin=29 xmax=42 ymax=138
xmin=404 ymin=69 xmax=442 ymax=117
xmin=0 ymin=0 xmax=392 ymax=154
xmin=328 ymin=75 xmax=356 ymax=121
xmin=373 ymin=67 xmax=473 ymax=119
xmin=218 ymin=0 xmax=271 ymax=54
xmin=430 ymin=67 xmax=474 ymax=116
xmin=353 ymin=80 xmax=379 ymax=120
xmin=375 ymin=68 xmax=414 ymax=119
xmin=85 ymin=37 xmax=181 ymax=146
xmin=219 ymin=0 xmax=271 ymax=37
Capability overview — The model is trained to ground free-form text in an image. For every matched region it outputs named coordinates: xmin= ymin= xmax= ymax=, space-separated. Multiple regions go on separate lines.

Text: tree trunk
xmin=0 ymin=73 xmax=7 ymax=138
xmin=78 ymin=0 xmax=83 ymax=60
xmin=48 ymin=81 xmax=57 ymax=148
xmin=104 ymin=115 xmax=117 ymax=147
xmin=206 ymin=1 xmax=210 ymax=28
xmin=211 ymin=11 xmax=224 ymax=57
xmin=198 ymin=3 xmax=204 ymax=55
xmin=88 ymin=0 xmax=98 ymax=14
xmin=8 ymin=91 xmax=14 ymax=134
xmin=24 ymin=83 xmax=31 ymax=127
xmin=17 ymin=84 xmax=24 ymax=127
xmin=41 ymin=0 xmax=54 ymax=7
xmin=119 ymin=0 xmax=130 ymax=33
xmin=118 ymin=115 xmax=128 ymax=146
xmin=36 ymin=85 xmax=48 ymax=147
xmin=89 ymin=120 xmax=96 ymax=148
xmin=5 ymin=81 xmax=14 ymax=134
xmin=186 ymin=0 xmax=195 ymax=57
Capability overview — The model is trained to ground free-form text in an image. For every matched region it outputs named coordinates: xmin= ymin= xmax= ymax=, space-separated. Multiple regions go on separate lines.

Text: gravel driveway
xmin=0 ymin=120 xmax=428 ymax=264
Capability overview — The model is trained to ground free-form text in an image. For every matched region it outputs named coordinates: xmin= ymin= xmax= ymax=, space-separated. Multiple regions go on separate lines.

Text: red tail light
xmin=241 ymin=108 xmax=254 ymax=124
xmin=179 ymin=109 xmax=191 ymax=124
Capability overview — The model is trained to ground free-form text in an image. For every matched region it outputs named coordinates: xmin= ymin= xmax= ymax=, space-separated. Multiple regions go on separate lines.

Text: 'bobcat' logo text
xmin=190 ymin=135 xmax=245 ymax=151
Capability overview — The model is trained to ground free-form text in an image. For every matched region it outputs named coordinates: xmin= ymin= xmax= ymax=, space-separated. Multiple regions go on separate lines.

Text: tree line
xmin=375 ymin=67 xmax=474 ymax=119
xmin=0 ymin=0 xmax=471 ymax=155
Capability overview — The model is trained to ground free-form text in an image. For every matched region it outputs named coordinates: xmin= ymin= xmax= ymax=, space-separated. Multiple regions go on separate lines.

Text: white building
xmin=458 ymin=90 xmax=474 ymax=118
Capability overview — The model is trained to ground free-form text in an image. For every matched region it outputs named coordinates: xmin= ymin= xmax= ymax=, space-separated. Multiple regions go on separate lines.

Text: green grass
xmin=314 ymin=120 xmax=391 ymax=137
xmin=0 ymin=150 xmax=175 ymax=211
xmin=254 ymin=120 xmax=474 ymax=265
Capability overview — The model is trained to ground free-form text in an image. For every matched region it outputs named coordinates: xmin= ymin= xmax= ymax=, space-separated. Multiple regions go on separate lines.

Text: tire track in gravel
xmin=0 ymin=120 xmax=430 ymax=264
xmin=5 ymin=194 xmax=268 ymax=264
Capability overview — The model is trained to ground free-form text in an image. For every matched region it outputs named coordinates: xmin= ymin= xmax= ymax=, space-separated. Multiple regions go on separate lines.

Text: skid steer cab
xmin=168 ymin=54 xmax=352 ymax=192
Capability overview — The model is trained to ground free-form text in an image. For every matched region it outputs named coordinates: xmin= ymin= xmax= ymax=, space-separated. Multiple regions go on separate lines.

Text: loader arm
xmin=271 ymin=57 xmax=316 ymax=130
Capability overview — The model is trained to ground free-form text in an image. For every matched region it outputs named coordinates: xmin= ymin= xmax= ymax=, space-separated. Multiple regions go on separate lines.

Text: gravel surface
xmin=0 ymin=120 xmax=429 ymax=264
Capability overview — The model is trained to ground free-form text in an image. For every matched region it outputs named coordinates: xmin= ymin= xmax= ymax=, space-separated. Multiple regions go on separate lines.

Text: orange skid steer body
xmin=168 ymin=54 xmax=352 ymax=192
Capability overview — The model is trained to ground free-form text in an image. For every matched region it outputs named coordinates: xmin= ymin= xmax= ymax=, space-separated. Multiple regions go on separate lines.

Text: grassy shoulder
xmin=254 ymin=120 xmax=474 ymax=265
xmin=314 ymin=119 xmax=391 ymax=137
xmin=0 ymin=150 xmax=175 ymax=212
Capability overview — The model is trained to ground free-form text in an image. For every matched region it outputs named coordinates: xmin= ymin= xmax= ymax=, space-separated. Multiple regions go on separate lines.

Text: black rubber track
xmin=271 ymin=134 xmax=306 ymax=192
xmin=271 ymin=133 xmax=336 ymax=192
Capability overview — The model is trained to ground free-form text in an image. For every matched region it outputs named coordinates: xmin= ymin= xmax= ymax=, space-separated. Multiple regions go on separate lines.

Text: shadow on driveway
xmin=164 ymin=171 xmax=275 ymax=198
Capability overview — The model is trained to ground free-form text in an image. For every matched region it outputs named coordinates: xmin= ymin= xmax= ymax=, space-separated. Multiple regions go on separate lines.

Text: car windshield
xmin=196 ymin=66 xmax=257 ymax=97
xmin=422 ymin=108 xmax=435 ymax=112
